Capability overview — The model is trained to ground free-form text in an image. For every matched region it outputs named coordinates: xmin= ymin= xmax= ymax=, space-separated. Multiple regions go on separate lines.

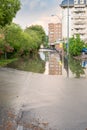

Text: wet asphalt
xmin=0 ymin=67 xmax=87 ymax=130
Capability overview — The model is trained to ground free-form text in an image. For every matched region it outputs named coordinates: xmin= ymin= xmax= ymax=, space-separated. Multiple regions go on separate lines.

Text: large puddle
xmin=1 ymin=50 xmax=87 ymax=129
xmin=5 ymin=50 xmax=87 ymax=78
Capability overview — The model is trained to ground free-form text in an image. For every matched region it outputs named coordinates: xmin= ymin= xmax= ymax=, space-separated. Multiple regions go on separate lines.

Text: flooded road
xmin=0 ymin=66 xmax=87 ymax=130
xmin=5 ymin=50 xmax=87 ymax=78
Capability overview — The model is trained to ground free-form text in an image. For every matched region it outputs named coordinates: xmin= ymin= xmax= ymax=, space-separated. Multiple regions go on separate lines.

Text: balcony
xmin=74 ymin=8 xmax=86 ymax=13
xmin=74 ymin=25 xmax=86 ymax=29
xmin=74 ymin=20 xmax=86 ymax=25
xmin=74 ymin=30 xmax=86 ymax=34
xmin=79 ymin=16 xmax=86 ymax=19
xmin=73 ymin=15 xmax=86 ymax=19
xmin=74 ymin=4 xmax=85 ymax=8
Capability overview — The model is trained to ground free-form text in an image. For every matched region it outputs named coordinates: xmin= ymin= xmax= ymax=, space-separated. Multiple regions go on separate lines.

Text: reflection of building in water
xmin=49 ymin=53 xmax=62 ymax=75
xmin=82 ymin=60 xmax=87 ymax=68
xmin=39 ymin=51 xmax=49 ymax=61
xmin=82 ymin=60 xmax=87 ymax=77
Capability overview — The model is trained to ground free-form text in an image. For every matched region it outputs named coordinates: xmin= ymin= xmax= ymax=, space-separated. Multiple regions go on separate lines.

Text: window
xmin=74 ymin=0 xmax=78 ymax=4
xmin=80 ymin=0 xmax=84 ymax=4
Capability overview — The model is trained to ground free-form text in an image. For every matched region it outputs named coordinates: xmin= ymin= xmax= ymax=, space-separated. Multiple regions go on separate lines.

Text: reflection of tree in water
xmin=69 ymin=56 xmax=85 ymax=78
xmin=6 ymin=54 xmax=45 ymax=73
xmin=64 ymin=56 xmax=68 ymax=73
xmin=45 ymin=52 xmax=49 ymax=61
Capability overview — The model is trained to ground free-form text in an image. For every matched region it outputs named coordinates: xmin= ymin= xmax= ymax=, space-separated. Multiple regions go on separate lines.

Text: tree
xmin=25 ymin=30 xmax=41 ymax=49
xmin=43 ymin=35 xmax=49 ymax=48
xmin=69 ymin=35 xmax=85 ymax=56
xmin=25 ymin=25 xmax=46 ymax=45
xmin=3 ymin=23 xmax=37 ymax=57
xmin=4 ymin=23 xmax=22 ymax=53
xmin=0 ymin=0 xmax=21 ymax=27
xmin=0 ymin=24 xmax=47 ymax=58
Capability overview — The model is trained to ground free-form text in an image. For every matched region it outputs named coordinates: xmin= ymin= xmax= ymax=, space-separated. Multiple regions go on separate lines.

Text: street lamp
xmin=52 ymin=0 xmax=69 ymax=56
xmin=51 ymin=14 xmax=62 ymax=23
xmin=67 ymin=0 xmax=69 ymax=57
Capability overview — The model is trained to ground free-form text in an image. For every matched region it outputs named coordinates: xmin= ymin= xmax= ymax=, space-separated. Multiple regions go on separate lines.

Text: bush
xmin=69 ymin=35 xmax=85 ymax=56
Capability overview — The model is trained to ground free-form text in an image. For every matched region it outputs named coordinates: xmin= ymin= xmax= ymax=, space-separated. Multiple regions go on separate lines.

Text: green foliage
xmin=25 ymin=25 xmax=46 ymax=47
xmin=43 ymin=35 xmax=49 ymax=48
xmin=69 ymin=35 xmax=84 ymax=56
xmin=69 ymin=56 xmax=85 ymax=78
xmin=2 ymin=23 xmax=23 ymax=57
xmin=25 ymin=30 xmax=41 ymax=49
xmin=0 ymin=24 xmax=47 ymax=58
xmin=19 ymin=32 xmax=34 ymax=56
xmin=0 ymin=58 xmax=17 ymax=67
xmin=4 ymin=23 xmax=22 ymax=48
xmin=0 ymin=0 xmax=21 ymax=27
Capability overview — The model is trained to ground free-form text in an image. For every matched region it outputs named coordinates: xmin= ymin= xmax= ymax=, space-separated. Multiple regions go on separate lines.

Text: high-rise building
xmin=61 ymin=0 xmax=87 ymax=41
xmin=48 ymin=23 xmax=62 ymax=45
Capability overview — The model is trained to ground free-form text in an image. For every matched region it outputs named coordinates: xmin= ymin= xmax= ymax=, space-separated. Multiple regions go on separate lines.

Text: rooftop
xmin=60 ymin=0 xmax=87 ymax=7
xmin=60 ymin=0 xmax=74 ymax=7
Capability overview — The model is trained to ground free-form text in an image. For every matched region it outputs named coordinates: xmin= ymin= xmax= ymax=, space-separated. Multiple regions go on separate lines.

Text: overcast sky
xmin=13 ymin=0 xmax=62 ymax=34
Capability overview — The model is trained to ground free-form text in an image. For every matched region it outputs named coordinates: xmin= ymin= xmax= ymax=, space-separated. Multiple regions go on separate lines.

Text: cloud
xmin=29 ymin=0 xmax=47 ymax=9
xmin=29 ymin=1 xmax=39 ymax=9
xmin=13 ymin=0 xmax=62 ymax=34
xmin=20 ymin=0 xmax=29 ymax=6
xmin=31 ymin=13 xmax=62 ymax=34
xmin=20 ymin=0 xmax=47 ymax=10
xmin=39 ymin=1 xmax=47 ymax=8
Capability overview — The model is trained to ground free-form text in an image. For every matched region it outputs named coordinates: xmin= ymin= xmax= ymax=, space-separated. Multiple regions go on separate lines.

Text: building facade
xmin=48 ymin=23 xmax=62 ymax=45
xmin=61 ymin=0 xmax=87 ymax=41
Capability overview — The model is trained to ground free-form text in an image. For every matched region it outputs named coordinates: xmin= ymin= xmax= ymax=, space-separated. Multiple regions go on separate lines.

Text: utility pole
xmin=67 ymin=0 xmax=69 ymax=77
xmin=67 ymin=0 xmax=69 ymax=56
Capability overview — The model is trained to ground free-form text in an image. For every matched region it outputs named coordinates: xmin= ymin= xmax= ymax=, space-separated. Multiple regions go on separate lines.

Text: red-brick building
xmin=48 ymin=23 xmax=62 ymax=45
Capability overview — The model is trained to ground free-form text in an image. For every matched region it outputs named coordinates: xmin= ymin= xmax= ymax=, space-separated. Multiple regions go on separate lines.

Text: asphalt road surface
xmin=0 ymin=67 xmax=87 ymax=130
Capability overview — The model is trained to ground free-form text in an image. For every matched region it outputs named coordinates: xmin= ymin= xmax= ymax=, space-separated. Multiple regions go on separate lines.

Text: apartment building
xmin=48 ymin=23 xmax=62 ymax=45
xmin=61 ymin=0 xmax=87 ymax=41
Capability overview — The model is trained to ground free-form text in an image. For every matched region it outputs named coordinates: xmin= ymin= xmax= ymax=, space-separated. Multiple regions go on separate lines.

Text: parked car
xmin=82 ymin=48 xmax=87 ymax=54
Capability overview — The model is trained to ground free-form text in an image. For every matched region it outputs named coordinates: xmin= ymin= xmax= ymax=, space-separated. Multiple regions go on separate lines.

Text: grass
xmin=0 ymin=58 xmax=18 ymax=67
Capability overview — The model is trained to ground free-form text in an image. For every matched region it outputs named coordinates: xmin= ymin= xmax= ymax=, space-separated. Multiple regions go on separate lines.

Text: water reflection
xmin=64 ymin=56 xmax=69 ymax=77
xmin=64 ymin=56 xmax=87 ymax=78
xmin=69 ymin=56 xmax=85 ymax=78
xmin=49 ymin=52 xmax=62 ymax=75
xmin=5 ymin=50 xmax=87 ymax=78
xmin=82 ymin=60 xmax=87 ymax=68
xmin=6 ymin=54 xmax=45 ymax=73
